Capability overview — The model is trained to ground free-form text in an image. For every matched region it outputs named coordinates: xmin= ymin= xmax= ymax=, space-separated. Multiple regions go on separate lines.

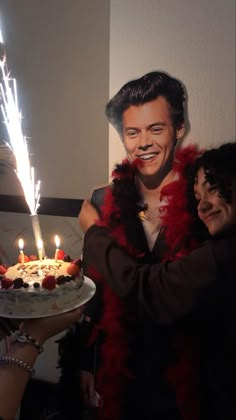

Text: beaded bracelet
xmin=0 ymin=355 xmax=35 ymax=377
xmin=14 ymin=331 xmax=44 ymax=354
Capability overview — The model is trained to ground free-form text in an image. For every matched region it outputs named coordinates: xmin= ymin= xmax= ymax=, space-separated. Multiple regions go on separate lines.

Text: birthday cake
xmin=0 ymin=258 xmax=85 ymax=317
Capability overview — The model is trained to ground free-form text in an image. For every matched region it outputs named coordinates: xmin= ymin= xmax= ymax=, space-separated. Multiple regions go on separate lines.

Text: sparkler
xmin=0 ymin=27 xmax=45 ymax=256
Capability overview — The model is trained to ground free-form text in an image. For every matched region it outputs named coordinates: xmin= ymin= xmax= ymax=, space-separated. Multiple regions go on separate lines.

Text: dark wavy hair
xmin=105 ymin=71 xmax=186 ymax=137
xmin=186 ymin=142 xmax=236 ymax=232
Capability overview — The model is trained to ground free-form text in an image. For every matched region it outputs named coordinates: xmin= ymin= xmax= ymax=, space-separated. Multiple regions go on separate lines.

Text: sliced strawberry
xmin=0 ymin=265 xmax=7 ymax=275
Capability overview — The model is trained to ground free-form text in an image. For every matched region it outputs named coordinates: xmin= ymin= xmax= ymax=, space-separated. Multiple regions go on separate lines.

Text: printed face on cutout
xmin=122 ymin=97 xmax=184 ymax=184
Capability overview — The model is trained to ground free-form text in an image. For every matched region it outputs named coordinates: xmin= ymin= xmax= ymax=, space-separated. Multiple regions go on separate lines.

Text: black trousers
xmin=20 ymin=379 xmax=60 ymax=420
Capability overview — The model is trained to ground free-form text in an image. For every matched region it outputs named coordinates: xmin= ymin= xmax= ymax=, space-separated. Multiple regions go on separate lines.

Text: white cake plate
xmin=0 ymin=277 xmax=96 ymax=319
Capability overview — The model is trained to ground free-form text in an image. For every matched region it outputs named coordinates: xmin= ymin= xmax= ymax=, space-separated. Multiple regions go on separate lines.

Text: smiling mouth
xmin=138 ymin=153 xmax=158 ymax=161
xmin=204 ymin=211 xmax=221 ymax=223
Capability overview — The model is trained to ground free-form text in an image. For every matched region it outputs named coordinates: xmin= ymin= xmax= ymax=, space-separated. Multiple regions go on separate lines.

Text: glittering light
xmin=0 ymin=25 xmax=44 ymax=257
xmin=0 ymin=30 xmax=40 ymax=215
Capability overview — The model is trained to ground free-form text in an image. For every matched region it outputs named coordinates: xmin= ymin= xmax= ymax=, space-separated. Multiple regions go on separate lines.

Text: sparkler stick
xmin=0 ymin=27 xmax=45 ymax=256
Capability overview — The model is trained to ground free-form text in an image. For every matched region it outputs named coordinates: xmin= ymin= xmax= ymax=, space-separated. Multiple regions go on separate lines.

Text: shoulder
xmin=91 ymin=184 xmax=112 ymax=209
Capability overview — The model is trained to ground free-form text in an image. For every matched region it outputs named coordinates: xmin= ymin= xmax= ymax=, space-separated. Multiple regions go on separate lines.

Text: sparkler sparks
xmin=0 ymin=27 xmax=44 ymax=256
xmin=0 ymin=32 xmax=40 ymax=215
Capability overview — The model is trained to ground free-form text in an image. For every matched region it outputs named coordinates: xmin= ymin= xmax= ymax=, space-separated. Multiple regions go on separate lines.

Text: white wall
xmin=109 ymin=0 xmax=236 ymax=173
xmin=0 ymin=0 xmax=110 ymax=199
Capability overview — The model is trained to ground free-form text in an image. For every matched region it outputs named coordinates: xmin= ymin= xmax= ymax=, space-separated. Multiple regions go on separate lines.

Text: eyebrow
xmin=194 ymin=178 xmax=210 ymax=195
xmin=148 ymin=122 xmax=167 ymax=129
xmin=194 ymin=179 xmax=206 ymax=186
xmin=124 ymin=122 xmax=167 ymax=132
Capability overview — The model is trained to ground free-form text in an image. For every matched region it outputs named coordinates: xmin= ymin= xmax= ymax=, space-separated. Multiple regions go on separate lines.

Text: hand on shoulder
xmin=78 ymin=200 xmax=100 ymax=233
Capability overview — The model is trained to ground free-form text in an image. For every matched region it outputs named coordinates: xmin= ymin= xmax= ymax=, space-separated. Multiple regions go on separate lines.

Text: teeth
xmin=140 ymin=154 xmax=156 ymax=160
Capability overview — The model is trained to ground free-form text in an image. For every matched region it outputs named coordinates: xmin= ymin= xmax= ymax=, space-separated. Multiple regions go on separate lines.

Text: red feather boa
xmin=87 ymin=146 xmax=202 ymax=420
xmin=161 ymin=145 xmax=202 ymax=258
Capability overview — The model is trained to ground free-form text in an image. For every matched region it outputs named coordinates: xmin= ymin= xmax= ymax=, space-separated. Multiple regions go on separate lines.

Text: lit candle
xmin=54 ymin=235 xmax=60 ymax=262
xmin=18 ymin=238 xmax=25 ymax=263
xmin=37 ymin=239 xmax=43 ymax=262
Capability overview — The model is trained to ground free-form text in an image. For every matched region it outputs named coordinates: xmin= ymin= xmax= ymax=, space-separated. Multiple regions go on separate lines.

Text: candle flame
xmin=55 ymin=235 xmax=60 ymax=249
xmin=19 ymin=238 xmax=24 ymax=250
xmin=0 ymin=31 xmax=41 ymax=216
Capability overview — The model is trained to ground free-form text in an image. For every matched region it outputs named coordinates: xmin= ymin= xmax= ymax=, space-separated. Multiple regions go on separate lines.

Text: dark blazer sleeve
xmin=90 ymin=185 xmax=111 ymax=214
xmin=83 ymin=225 xmax=236 ymax=324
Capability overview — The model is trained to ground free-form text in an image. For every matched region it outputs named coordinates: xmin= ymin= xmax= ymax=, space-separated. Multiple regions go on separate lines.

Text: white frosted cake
xmin=0 ymin=259 xmax=84 ymax=317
